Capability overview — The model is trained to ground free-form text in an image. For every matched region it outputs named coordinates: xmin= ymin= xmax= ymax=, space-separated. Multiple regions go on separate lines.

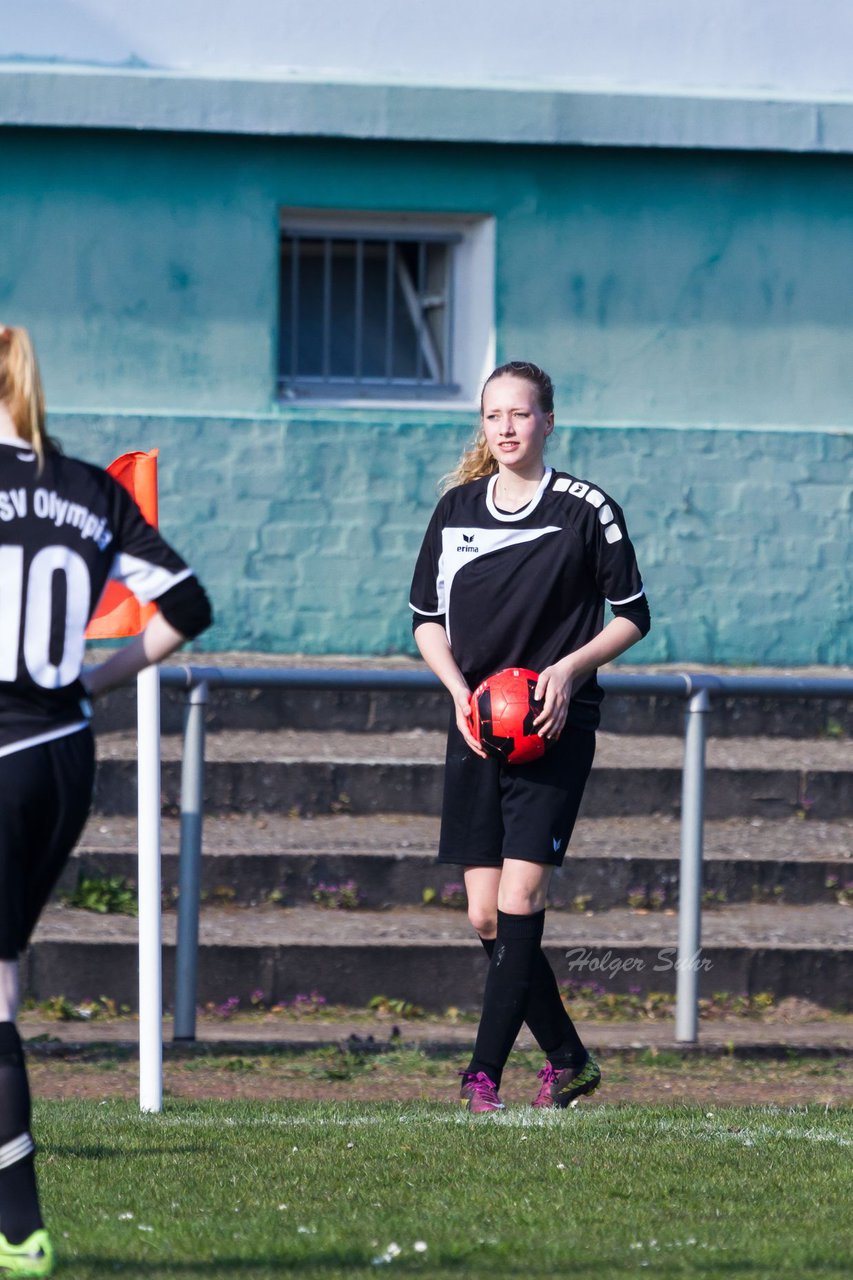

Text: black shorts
xmin=0 ymin=728 xmax=95 ymax=960
xmin=437 ymin=719 xmax=595 ymax=868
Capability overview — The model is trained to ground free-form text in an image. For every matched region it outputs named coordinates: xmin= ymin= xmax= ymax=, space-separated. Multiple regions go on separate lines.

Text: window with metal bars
xmin=279 ymin=226 xmax=460 ymax=398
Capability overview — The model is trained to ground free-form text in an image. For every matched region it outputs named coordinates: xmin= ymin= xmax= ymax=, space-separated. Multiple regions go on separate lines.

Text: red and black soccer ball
xmin=470 ymin=667 xmax=546 ymax=765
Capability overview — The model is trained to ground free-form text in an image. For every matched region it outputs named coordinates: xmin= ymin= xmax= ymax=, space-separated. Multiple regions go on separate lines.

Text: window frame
xmin=277 ymin=208 xmax=495 ymax=407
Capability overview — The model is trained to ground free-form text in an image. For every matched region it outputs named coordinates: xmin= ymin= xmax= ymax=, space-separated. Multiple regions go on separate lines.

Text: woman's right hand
xmin=453 ymin=685 xmax=488 ymax=757
xmin=412 ymin=622 xmax=488 ymax=758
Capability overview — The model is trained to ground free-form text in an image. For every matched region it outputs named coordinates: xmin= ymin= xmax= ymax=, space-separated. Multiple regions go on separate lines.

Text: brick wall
xmin=57 ymin=411 xmax=852 ymax=665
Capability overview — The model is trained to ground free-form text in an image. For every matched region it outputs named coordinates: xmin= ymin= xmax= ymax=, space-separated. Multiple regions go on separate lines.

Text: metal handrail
xmin=154 ymin=666 xmax=853 ymax=1044
xmin=159 ymin=665 xmax=853 ymax=700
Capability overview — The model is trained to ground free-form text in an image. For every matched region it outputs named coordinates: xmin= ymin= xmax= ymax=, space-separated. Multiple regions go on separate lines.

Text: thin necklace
xmin=496 ymin=473 xmax=542 ymax=509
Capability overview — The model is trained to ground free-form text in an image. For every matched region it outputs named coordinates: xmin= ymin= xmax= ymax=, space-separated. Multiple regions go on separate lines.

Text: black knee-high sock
xmin=479 ymin=936 xmax=586 ymax=1068
xmin=0 ymin=1023 xmax=42 ymax=1244
xmin=467 ymin=910 xmax=545 ymax=1088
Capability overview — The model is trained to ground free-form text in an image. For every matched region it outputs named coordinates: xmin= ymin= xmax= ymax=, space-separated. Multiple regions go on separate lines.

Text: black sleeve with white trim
xmin=412 ymin=611 xmax=446 ymax=634
xmin=611 ymin=594 xmax=651 ymax=636
xmin=108 ymin=481 xmax=212 ymax=637
xmin=155 ymin=575 xmax=213 ymax=639
xmin=580 ymin=488 xmax=646 ymax=614
xmin=108 ymin=480 xmax=197 ymax=602
xmin=409 ymin=501 xmax=448 ymax=628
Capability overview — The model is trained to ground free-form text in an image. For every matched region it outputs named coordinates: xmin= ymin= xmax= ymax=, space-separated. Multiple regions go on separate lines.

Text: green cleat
xmin=0 ymin=1229 xmax=54 ymax=1277
xmin=533 ymin=1053 xmax=601 ymax=1109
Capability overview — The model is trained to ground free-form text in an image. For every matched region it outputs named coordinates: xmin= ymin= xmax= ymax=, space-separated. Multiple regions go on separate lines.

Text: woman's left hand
xmin=533 ymin=661 xmax=576 ymax=740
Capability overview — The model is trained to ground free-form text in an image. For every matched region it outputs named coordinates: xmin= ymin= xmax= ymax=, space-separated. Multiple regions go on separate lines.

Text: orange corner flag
xmin=86 ymin=449 xmax=160 ymax=640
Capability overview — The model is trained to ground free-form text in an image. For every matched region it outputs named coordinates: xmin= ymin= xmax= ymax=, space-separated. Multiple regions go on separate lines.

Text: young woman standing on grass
xmin=409 ymin=361 xmax=650 ymax=1113
xmin=0 ymin=325 xmax=212 ymax=1276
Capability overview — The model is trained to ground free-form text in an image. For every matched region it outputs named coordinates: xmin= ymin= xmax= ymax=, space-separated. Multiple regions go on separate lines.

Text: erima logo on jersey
xmin=553 ymin=476 xmax=623 ymax=544
xmin=456 ymin=533 xmax=478 ymax=553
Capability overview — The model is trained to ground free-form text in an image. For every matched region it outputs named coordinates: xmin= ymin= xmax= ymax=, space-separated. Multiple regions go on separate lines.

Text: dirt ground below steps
xmin=27 ymin=1050 xmax=853 ymax=1108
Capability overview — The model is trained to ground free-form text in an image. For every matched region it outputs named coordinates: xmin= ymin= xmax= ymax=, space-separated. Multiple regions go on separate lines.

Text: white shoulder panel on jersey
xmin=441 ymin=525 xmax=560 ymax=640
xmin=554 ymin=475 xmax=605 ymax=503
xmin=553 ymin=475 xmax=606 ymax=504
xmin=110 ymin=554 xmax=192 ymax=604
xmin=553 ymin=475 xmax=625 ymax=544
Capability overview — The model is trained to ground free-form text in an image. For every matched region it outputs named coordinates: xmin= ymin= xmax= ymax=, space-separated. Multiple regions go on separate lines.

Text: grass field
xmin=38 ymin=1095 xmax=852 ymax=1279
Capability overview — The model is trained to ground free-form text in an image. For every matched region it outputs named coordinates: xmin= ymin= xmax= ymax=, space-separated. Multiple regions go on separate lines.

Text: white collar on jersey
xmin=0 ymin=436 xmax=36 ymax=463
xmin=486 ymin=467 xmax=553 ymax=522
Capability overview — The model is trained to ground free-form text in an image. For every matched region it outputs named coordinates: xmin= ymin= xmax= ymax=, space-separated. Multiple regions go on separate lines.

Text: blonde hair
xmin=0 ymin=325 xmax=54 ymax=468
xmin=441 ymin=360 xmax=555 ymax=492
xmin=440 ymin=427 xmax=497 ymax=492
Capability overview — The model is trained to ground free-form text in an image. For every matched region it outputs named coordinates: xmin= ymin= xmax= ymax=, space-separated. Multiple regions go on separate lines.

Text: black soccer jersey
xmin=0 ymin=440 xmax=195 ymax=756
xmin=409 ymin=467 xmax=646 ymax=729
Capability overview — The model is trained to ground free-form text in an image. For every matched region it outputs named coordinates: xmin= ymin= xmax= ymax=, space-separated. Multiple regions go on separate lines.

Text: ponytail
xmin=0 ymin=325 xmax=55 ymax=468
xmin=440 ymin=427 xmax=497 ymax=492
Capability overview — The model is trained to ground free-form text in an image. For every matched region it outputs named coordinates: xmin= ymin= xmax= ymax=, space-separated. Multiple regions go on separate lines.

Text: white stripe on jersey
xmin=608 ymin=587 xmax=646 ymax=606
xmin=109 ymin=555 xmax=192 ymax=604
xmin=0 ymin=720 xmax=89 ymax=760
xmin=407 ymin=603 xmax=445 ymax=616
xmin=440 ymin=525 xmax=561 ymax=641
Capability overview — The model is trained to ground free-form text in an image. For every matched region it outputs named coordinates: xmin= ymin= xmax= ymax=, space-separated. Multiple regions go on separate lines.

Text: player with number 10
xmin=0 ymin=325 xmax=212 ymax=1276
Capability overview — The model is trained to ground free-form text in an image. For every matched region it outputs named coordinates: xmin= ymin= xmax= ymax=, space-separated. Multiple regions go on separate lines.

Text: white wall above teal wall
xmin=6 ymin=1 xmax=853 ymax=96
xmin=5 ymin=3 xmax=853 ymax=155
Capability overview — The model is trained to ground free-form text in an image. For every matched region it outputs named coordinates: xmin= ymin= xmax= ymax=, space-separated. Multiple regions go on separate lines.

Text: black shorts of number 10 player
xmin=409 ymin=467 xmax=649 ymax=869
xmin=0 ymin=442 xmax=210 ymax=960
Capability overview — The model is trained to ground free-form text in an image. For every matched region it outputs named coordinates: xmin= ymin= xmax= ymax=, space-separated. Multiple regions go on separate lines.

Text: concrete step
xmin=91 ymin=730 xmax=853 ymax=820
xmin=88 ymin=655 xmax=853 ymax=739
xmin=63 ymin=814 xmax=853 ymax=909
xmin=24 ymin=901 xmax=853 ymax=1013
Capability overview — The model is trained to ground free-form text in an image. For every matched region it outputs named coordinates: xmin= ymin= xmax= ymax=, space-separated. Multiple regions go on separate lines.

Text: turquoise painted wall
xmin=53 ymin=410 xmax=852 ymax=665
xmin=1 ymin=128 xmax=851 ymax=662
xmin=3 ymin=130 xmax=853 ymax=427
